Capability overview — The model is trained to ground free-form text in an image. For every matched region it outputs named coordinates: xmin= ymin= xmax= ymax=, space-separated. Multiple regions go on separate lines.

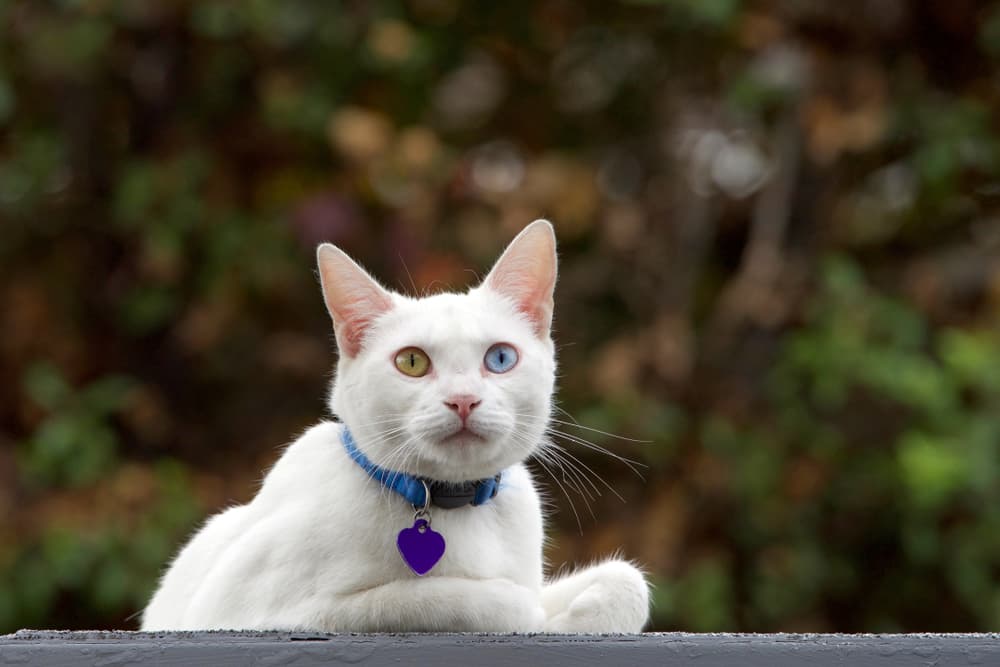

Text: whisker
xmin=536 ymin=445 xmax=597 ymax=503
xmin=548 ymin=417 xmax=652 ymax=444
xmin=545 ymin=442 xmax=626 ymax=503
xmin=506 ymin=428 xmax=596 ymax=524
xmin=530 ymin=452 xmax=584 ymax=534
xmin=538 ymin=443 xmax=600 ymax=499
xmin=543 ymin=451 xmax=597 ymax=522
xmin=551 ymin=403 xmax=578 ymax=423
xmin=547 ymin=428 xmax=647 ymax=480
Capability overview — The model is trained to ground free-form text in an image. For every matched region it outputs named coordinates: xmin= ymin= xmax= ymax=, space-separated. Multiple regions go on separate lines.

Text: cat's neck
xmin=341 ymin=426 xmax=502 ymax=510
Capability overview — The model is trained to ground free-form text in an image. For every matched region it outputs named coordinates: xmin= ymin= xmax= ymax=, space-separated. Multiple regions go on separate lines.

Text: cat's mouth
xmin=441 ymin=426 xmax=487 ymax=445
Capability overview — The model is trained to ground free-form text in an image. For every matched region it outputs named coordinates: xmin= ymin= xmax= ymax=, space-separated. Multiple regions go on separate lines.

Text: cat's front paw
xmin=482 ymin=579 xmax=547 ymax=633
xmin=542 ymin=560 xmax=649 ymax=633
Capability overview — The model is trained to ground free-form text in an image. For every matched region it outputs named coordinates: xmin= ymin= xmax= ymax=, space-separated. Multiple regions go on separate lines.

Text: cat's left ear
xmin=484 ymin=219 xmax=558 ymax=337
xmin=317 ymin=244 xmax=394 ymax=357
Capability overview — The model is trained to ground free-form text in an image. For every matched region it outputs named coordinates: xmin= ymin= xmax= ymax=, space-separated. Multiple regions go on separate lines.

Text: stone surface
xmin=2 ymin=631 xmax=999 ymax=666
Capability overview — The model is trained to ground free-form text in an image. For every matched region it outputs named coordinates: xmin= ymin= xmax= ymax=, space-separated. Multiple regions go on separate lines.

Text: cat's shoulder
xmin=280 ymin=420 xmax=352 ymax=468
xmin=255 ymin=421 xmax=347 ymax=494
xmin=282 ymin=420 xmax=344 ymax=455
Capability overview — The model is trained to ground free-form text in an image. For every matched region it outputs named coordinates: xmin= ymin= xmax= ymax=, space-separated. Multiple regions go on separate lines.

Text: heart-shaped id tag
xmin=397 ymin=518 xmax=446 ymax=576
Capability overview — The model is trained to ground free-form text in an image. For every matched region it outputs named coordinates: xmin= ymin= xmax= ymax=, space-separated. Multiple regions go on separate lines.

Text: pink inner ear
xmin=317 ymin=245 xmax=394 ymax=357
xmin=485 ymin=221 xmax=557 ymax=337
xmin=488 ymin=268 xmax=552 ymax=332
xmin=335 ymin=299 xmax=392 ymax=357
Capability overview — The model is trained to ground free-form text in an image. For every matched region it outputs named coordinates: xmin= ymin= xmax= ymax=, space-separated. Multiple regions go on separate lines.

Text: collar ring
xmin=413 ymin=479 xmax=432 ymax=526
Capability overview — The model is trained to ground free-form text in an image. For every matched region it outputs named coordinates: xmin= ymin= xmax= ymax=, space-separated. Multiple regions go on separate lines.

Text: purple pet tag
xmin=397 ymin=518 xmax=446 ymax=576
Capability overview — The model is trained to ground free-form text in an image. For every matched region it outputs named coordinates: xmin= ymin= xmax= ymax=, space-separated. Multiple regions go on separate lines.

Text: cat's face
xmin=318 ymin=221 xmax=557 ymax=481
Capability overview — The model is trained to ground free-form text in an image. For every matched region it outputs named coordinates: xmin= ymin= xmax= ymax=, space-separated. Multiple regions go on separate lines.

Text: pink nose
xmin=444 ymin=395 xmax=482 ymax=422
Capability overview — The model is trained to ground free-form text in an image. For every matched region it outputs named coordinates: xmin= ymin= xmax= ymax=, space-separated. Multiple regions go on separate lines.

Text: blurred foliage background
xmin=2 ymin=0 xmax=1000 ymax=633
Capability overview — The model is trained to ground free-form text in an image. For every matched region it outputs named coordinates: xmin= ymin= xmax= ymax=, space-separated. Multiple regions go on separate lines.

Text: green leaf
xmin=677 ymin=558 xmax=736 ymax=631
xmin=897 ymin=432 xmax=967 ymax=510
xmin=23 ymin=363 xmax=71 ymax=411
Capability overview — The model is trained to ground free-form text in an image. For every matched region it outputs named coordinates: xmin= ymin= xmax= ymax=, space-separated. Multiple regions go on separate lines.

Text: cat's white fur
xmin=141 ymin=220 xmax=649 ymax=633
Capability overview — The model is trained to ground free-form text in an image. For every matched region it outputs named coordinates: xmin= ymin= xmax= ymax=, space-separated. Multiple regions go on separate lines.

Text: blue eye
xmin=484 ymin=343 xmax=518 ymax=374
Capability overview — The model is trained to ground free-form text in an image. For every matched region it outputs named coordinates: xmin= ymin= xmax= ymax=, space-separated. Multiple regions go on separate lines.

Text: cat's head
xmin=317 ymin=220 xmax=557 ymax=481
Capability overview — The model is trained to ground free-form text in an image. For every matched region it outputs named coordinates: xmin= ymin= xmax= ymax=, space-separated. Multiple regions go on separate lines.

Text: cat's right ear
xmin=316 ymin=244 xmax=394 ymax=357
xmin=484 ymin=219 xmax=558 ymax=338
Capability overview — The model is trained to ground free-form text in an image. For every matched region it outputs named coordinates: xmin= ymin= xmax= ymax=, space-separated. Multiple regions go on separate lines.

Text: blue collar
xmin=340 ymin=427 xmax=501 ymax=509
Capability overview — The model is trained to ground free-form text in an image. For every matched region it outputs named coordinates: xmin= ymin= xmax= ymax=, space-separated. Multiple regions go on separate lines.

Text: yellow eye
xmin=394 ymin=347 xmax=431 ymax=377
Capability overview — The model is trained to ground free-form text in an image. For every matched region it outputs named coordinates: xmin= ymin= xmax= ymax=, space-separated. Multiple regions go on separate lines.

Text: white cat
xmin=140 ymin=220 xmax=649 ymax=633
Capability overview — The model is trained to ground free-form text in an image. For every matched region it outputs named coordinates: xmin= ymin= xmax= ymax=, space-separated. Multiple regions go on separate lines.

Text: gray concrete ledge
xmin=1 ymin=630 xmax=999 ymax=666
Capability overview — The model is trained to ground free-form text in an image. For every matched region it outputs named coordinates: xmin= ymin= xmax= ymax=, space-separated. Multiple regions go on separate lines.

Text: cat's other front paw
xmin=475 ymin=578 xmax=547 ymax=633
xmin=542 ymin=560 xmax=649 ymax=634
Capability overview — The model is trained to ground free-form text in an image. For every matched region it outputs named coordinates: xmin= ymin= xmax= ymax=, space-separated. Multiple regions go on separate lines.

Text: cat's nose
xmin=444 ymin=395 xmax=482 ymax=422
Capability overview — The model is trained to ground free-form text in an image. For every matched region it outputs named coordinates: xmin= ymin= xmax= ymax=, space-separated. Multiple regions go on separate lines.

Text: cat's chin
xmin=412 ymin=432 xmax=525 ymax=482
xmin=439 ymin=427 xmax=488 ymax=446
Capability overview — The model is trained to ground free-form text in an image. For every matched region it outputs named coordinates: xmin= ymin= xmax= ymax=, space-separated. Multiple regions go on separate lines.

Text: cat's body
xmin=141 ymin=221 xmax=649 ymax=633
